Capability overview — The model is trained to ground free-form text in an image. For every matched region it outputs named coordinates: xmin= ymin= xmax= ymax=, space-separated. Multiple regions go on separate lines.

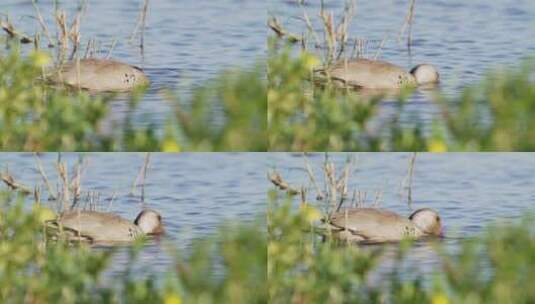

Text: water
xmin=0 ymin=0 xmax=265 ymax=131
xmin=2 ymin=152 xmax=534 ymax=283
xmin=0 ymin=153 xmax=267 ymax=278
xmin=268 ymin=153 xmax=535 ymax=281
xmin=269 ymin=0 xmax=535 ymax=127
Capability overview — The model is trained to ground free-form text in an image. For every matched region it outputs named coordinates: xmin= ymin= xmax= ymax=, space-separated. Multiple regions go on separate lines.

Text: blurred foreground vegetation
xmin=1 ymin=187 xmax=534 ymax=303
xmin=268 ymin=42 xmax=535 ymax=151
xmin=0 ymin=192 xmax=266 ymax=304
xmin=0 ymin=48 xmax=266 ymax=151
xmin=268 ymin=192 xmax=535 ymax=303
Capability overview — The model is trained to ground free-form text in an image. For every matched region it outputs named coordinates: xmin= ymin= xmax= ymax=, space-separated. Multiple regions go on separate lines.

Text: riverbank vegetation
xmin=267 ymin=155 xmax=535 ymax=303
xmin=0 ymin=47 xmax=266 ymax=151
xmin=0 ymin=192 xmax=266 ymax=304
xmin=0 ymin=154 xmax=266 ymax=303
xmin=0 ymin=0 xmax=266 ymax=152
xmin=1 ymin=153 xmax=534 ymax=304
xmin=268 ymin=191 xmax=535 ymax=303
xmin=268 ymin=1 xmax=535 ymax=151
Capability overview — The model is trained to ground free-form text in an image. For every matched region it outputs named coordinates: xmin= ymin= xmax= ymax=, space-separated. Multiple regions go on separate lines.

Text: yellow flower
xmin=431 ymin=293 xmax=449 ymax=304
xmin=162 ymin=139 xmax=181 ymax=152
xmin=301 ymin=53 xmax=320 ymax=70
xmin=164 ymin=293 xmax=182 ymax=304
xmin=30 ymin=51 xmax=51 ymax=68
xmin=428 ymin=139 xmax=447 ymax=152
xmin=300 ymin=205 xmax=322 ymax=222
xmin=33 ymin=205 xmax=56 ymax=223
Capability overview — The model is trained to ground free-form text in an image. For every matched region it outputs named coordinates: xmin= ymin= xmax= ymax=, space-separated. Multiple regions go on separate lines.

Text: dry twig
xmin=130 ymin=0 xmax=150 ymax=55
xmin=1 ymin=172 xmax=32 ymax=195
xmin=34 ymin=153 xmax=57 ymax=200
xmin=303 ymin=154 xmax=325 ymax=200
xmin=0 ymin=18 xmax=33 ymax=43
xmin=131 ymin=153 xmax=151 ymax=203
xmin=32 ymin=0 xmax=54 ymax=47
xmin=406 ymin=153 xmax=417 ymax=209
xmin=268 ymin=16 xmax=301 ymax=43
xmin=267 ymin=171 xmax=301 ymax=195
xmin=398 ymin=0 xmax=416 ymax=50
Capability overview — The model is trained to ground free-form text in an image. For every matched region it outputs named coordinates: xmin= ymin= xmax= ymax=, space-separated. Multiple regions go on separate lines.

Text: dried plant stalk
xmin=268 ymin=171 xmax=301 ymax=195
xmin=1 ymin=172 xmax=33 ymax=194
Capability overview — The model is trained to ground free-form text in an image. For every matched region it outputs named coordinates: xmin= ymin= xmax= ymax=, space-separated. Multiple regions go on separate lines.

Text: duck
xmin=322 ymin=208 xmax=442 ymax=244
xmin=49 ymin=58 xmax=150 ymax=92
xmin=46 ymin=209 xmax=164 ymax=244
xmin=316 ymin=58 xmax=439 ymax=89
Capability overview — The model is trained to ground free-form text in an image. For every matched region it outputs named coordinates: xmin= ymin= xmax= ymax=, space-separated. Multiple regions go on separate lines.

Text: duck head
xmin=130 ymin=65 xmax=150 ymax=87
xmin=410 ymin=64 xmax=439 ymax=85
xmin=134 ymin=209 xmax=164 ymax=235
xmin=409 ymin=208 xmax=442 ymax=236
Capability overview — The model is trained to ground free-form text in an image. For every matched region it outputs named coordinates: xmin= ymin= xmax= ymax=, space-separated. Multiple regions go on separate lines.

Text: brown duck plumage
xmin=324 ymin=208 xmax=442 ymax=244
xmin=50 ymin=59 xmax=150 ymax=92
xmin=318 ymin=59 xmax=439 ymax=89
xmin=46 ymin=209 xmax=163 ymax=245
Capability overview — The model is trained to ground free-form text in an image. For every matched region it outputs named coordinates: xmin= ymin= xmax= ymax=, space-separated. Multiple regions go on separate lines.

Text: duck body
xmin=318 ymin=59 xmax=439 ymax=89
xmin=326 ymin=59 xmax=416 ymax=89
xmin=46 ymin=209 xmax=163 ymax=245
xmin=50 ymin=59 xmax=150 ymax=92
xmin=324 ymin=208 xmax=442 ymax=244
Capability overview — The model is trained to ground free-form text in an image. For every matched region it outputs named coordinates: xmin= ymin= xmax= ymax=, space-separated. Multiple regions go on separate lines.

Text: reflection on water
xmin=0 ymin=0 xmax=265 ymax=131
xmin=269 ymin=153 xmax=535 ymax=280
xmin=0 ymin=153 xmax=266 ymax=277
xmin=270 ymin=0 xmax=535 ymax=127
